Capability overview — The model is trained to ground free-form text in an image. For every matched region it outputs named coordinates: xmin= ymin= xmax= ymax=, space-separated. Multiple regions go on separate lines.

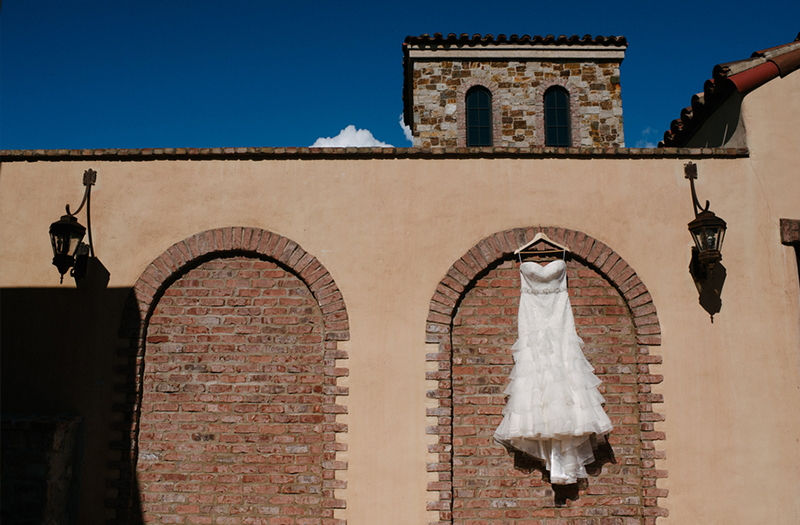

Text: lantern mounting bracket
xmin=65 ymin=168 xmax=96 ymax=218
xmin=65 ymin=169 xmax=96 ymax=259
xmin=684 ymin=161 xmax=710 ymax=217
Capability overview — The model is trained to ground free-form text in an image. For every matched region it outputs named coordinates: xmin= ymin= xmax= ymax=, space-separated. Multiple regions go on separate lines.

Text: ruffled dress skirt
xmin=494 ymin=261 xmax=613 ymax=484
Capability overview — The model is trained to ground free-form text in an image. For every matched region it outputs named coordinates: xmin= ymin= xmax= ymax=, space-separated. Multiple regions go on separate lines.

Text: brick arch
xmin=110 ymin=226 xmax=349 ymax=524
xmin=425 ymin=226 xmax=667 ymax=524
xmin=533 ymin=79 xmax=582 ymax=147
xmin=131 ymin=226 xmax=349 ymax=340
xmin=426 ymin=226 xmax=660 ymax=343
xmin=456 ymin=78 xmax=503 ymax=147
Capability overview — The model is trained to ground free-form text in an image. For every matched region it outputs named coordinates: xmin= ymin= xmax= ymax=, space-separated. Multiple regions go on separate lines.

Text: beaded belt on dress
xmin=521 ymin=284 xmax=567 ymax=295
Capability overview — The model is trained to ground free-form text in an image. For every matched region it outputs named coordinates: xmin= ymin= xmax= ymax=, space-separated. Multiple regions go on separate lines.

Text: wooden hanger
xmin=514 ymin=232 xmax=571 ymax=256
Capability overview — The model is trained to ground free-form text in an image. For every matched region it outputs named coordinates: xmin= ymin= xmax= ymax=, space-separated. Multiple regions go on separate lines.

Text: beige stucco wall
xmin=1 ymin=72 xmax=799 ymax=524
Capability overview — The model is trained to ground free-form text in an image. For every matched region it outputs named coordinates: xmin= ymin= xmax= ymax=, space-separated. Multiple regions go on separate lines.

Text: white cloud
xmin=311 ymin=125 xmax=391 ymax=147
xmin=399 ymin=113 xmax=413 ymax=143
xmin=635 ymin=126 xmax=657 ymax=148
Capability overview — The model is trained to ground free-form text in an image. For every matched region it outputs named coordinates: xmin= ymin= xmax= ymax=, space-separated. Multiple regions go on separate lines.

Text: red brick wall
xmin=449 ymin=259 xmax=643 ymax=523
xmin=137 ymin=256 xmax=342 ymax=524
xmin=111 ymin=227 xmax=349 ymax=524
xmin=425 ymin=227 xmax=666 ymax=525
xmin=780 ymin=218 xmax=800 ymax=245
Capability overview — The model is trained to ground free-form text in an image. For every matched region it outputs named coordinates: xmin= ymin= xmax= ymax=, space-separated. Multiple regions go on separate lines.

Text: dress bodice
xmin=520 ymin=260 xmax=567 ymax=295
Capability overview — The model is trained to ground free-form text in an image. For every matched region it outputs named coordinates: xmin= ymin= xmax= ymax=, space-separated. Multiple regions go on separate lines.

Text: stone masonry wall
xmin=412 ymin=60 xmax=623 ymax=148
xmin=137 ymin=256 xmax=345 ymax=525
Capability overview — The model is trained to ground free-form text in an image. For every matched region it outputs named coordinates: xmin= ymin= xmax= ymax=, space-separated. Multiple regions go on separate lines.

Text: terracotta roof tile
xmin=661 ymin=33 xmax=800 ymax=147
xmin=404 ymin=33 xmax=627 ymax=46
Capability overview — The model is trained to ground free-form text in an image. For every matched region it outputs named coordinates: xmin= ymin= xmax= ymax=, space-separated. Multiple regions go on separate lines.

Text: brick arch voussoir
xmin=127 ymin=226 xmax=349 ymax=344
xmin=425 ymin=226 xmax=660 ymax=345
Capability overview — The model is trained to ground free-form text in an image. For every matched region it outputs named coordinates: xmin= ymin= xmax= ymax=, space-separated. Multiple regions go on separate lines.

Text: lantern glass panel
xmin=67 ymin=234 xmax=82 ymax=256
xmin=49 ymin=216 xmax=86 ymax=258
xmin=50 ymin=233 xmax=62 ymax=256
xmin=692 ymin=229 xmax=705 ymax=251
xmin=51 ymin=232 xmax=81 ymax=257
xmin=704 ymin=226 xmax=719 ymax=251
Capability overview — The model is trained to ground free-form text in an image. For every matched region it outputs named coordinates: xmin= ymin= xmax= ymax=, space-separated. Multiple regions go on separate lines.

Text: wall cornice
xmin=0 ymin=146 xmax=749 ymax=162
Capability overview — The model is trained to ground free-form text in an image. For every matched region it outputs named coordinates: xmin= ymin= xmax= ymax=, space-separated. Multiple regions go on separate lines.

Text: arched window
xmin=466 ymin=86 xmax=492 ymax=147
xmin=544 ymin=87 xmax=571 ymax=147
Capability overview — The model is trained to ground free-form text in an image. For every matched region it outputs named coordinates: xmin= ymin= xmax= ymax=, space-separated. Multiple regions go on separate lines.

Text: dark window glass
xmin=544 ymin=87 xmax=571 ymax=147
xmin=466 ymin=87 xmax=492 ymax=147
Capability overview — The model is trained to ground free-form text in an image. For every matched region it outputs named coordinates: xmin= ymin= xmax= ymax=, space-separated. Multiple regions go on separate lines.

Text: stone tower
xmin=402 ymin=33 xmax=627 ymax=148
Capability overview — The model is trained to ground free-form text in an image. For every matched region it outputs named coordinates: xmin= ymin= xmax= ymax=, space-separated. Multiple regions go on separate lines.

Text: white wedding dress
xmin=494 ymin=260 xmax=613 ymax=484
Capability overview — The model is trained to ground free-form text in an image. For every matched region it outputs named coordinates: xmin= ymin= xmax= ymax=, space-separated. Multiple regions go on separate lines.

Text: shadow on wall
xmin=510 ymin=439 xmax=616 ymax=506
xmin=0 ymin=258 xmax=145 ymax=524
xmin=689 ymin=249 xmax=727 ymax=322
xmin=697 ymin=263 xmax=726 ymax=322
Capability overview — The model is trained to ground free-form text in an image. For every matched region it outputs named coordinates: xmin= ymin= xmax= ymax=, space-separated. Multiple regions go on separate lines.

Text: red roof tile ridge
xmin=770 ymin=47 xmax=800 ymax=77
xmin=753 ymin=39 xmax=800 ymax=59
xmin=713 ymin=56 xmax=766 ymax=80
xmin=727 ymin=61 xmax=781 ymax=93
xmin=716 ymin=41 xmax=800 ymax=79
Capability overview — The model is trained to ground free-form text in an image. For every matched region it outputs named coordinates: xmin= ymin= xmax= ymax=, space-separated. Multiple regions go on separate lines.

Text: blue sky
xmin=1 ymin=1 xmax=797 ymax=149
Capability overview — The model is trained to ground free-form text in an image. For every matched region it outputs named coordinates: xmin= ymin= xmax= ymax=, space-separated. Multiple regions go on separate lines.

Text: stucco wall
xmin=1 ymin=72 xmax=799 ymax=525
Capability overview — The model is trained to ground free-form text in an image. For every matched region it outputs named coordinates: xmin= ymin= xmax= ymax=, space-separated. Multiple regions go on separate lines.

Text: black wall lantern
xmin=685 ymin=162 xmax=727 ymax=278
xmin=49 ymin=169 xmax=96 ymax=283
xmin=685 ymin=162 xmax=727 ymax=322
